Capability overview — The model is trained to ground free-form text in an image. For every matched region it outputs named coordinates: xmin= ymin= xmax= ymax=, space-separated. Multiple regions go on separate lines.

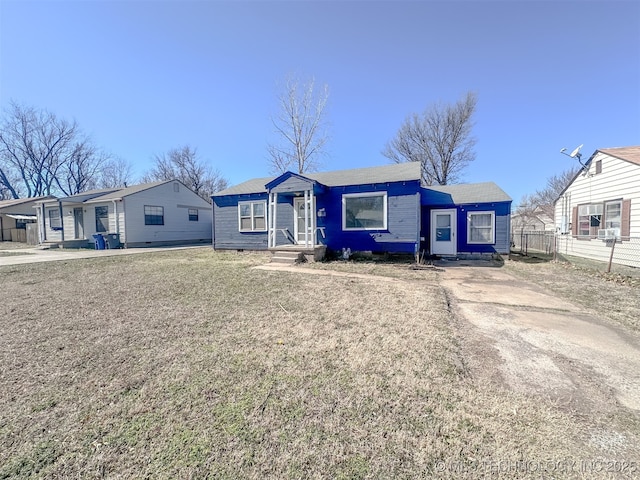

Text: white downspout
xmin=112 ymin=200 xmax=119 ymax=234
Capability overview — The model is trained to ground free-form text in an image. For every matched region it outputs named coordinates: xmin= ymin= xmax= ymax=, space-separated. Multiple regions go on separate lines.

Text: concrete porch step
xmin=268 ymin=245 xmax=326 ymax=264
xmin=270 ymin=250 xmax=303 ymax=265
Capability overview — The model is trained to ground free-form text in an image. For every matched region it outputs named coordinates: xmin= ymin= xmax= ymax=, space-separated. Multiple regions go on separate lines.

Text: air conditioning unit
xmin=597 ymin=228 xmax=616 ymax=240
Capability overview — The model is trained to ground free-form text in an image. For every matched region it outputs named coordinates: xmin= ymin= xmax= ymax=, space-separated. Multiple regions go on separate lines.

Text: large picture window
xmin=144 ymin=205 xmax=164 ymax=225
xmin=342 ymin=192 xmax=387 ymax=230
xmin=49 ymin=209 xmax=62 ymax=230
xmin=467 ymin=211 xmax=495 ymax=244
xmin=95 ymin=206 xmax=108 ymax=232
xmin=238 ymin=201 xmax=266 ymax=232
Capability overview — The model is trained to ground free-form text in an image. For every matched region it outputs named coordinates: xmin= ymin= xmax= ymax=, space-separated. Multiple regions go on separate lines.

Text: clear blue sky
xmin=1 ymin=0 xmax=639 ymax=204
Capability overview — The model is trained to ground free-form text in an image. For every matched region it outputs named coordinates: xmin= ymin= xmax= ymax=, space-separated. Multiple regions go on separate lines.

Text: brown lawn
xmin=1 ymin=248 xmax=638 ymax=479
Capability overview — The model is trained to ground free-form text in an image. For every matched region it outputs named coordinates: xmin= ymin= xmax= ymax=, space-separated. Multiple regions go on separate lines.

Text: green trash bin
xmin=103 ymin=233 xmax=121 ymax=249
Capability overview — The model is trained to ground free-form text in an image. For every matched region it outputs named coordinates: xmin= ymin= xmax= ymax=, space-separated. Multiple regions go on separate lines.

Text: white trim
xmin=268 ymin=193 xmax=277 ymax=247
xmin=431 ymin=208 xmax=457 ymax=255
xmin=467 ymin=211 xmax=495 ymax=244
xmin=238 ymin=200 xmax=267 ymax=232
xmin=342 ymin=191 xmax=388 ymax=231
xmin=293 ymin=194 xmax=316 ymax=247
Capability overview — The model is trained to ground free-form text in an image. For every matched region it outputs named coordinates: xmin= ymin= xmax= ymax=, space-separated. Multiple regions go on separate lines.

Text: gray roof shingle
xmin=215 ymin=163 xmax=422 ymax=196
xmin=424 ymin=182 xmax=512 ymax=204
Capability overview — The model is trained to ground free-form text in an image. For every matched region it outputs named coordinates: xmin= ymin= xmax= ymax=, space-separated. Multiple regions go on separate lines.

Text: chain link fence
xmin=512 ymin=231 xmax=555 ymax=256
xmin=512 ymin=231 xmax=640 ymax=277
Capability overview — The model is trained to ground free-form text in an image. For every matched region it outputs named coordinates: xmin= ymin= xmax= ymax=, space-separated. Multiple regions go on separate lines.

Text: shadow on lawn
xmin=507 ymin=251 xmax=554 ymax=264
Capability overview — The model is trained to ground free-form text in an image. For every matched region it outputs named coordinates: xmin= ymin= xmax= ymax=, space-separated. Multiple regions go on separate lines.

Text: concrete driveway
xmin=437 ymin=261 xmax=640 ymax=413
xmin=0 ymin=245 xmax=209 ymax=266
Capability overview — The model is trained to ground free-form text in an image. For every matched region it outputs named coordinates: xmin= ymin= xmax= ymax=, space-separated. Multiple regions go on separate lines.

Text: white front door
xmin=293 ymin=197 xmax=311 ymax=244
xmin=431 ymin=209 xmax=457 ymax=255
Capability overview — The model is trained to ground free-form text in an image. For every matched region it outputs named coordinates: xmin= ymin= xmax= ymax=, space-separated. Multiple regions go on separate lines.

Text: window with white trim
xmin=578 ymin=204 xmax=602 ymax=236
xmin=49 ymin=209 xmax=62 ymax=230
xmin=238 ymin=201 xmax=266 ymax=232
xmin=188 ymin=208 xmax=198 ymax=222
xmin=144 ymin=205 xmax=164 ymax=225
xmin=342 ymin=192 xmax=388 ymax=230
xmin=467 ymin=211 xmax=495 ymax=244
xmin=604 ymin=200 xmax=621 ymax=238
xmin=95 ymin=206 xmax=108 ymax=232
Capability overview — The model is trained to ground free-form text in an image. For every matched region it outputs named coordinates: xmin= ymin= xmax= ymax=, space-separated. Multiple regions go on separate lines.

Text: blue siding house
xmin=212 ymin=163 xmax=511 ymax=258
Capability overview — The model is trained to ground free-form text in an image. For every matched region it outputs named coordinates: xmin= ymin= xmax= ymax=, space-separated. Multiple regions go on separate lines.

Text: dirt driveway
xmin=438 ymin=263 xmax=640 ymax=415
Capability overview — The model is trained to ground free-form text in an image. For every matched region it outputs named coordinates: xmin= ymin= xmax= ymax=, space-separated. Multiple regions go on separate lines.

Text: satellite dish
xmin=569 ymin=144 xmax=583 ymax=158
xmin=560 ymin=148 xmax=567 ymax=153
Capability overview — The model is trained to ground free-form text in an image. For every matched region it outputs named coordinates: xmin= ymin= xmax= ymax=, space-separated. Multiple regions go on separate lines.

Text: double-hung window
xmin=238 ymin=201 xmax=266 ymax=232
xmin=468 ymin=211 xmax=495 ymax=244
xmin=188 ymin=208 xmax=199 ymax=222
xmin=604 ymin=201 xmax=622 ymax=238
xmin=95 ymin=206 xmax=108 ymax=232
xmin=144 ymin=205 xmax=164 ymax=225
xmin=49 ymin=209 xmax=62 ymax=230
xmin=342 ymin=192 xmax=388 ymax=230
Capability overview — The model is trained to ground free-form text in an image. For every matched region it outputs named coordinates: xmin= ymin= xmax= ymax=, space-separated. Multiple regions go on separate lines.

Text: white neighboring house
xmin=0 ymin=196 xmax=54 ymax=243
xmin=511 ymin=210 xmax=554 ymax=233
xmin=554 ymin=146 xmax=640 ymax=267
xmin=35 ymin=180 xmax=213 ymax=248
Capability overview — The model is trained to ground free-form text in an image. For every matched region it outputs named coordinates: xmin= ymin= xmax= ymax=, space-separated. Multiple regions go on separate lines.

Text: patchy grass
xmin=0 ymin=249 xmax=633 ymax=478
xmin=505 ymin=253 xmax=640 ymax=331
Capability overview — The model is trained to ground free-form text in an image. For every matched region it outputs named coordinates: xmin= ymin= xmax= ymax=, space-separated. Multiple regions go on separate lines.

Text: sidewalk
xmin=0 ymin=245 xmax=209 ymax=266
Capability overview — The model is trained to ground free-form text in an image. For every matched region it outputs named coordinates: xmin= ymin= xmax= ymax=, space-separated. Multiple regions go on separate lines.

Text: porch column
xmin=268 ymin=192 xmax=278 ymax=248
xmin=303 ymin=190 xmax=310 ymax=248
xmin=310 ymin=190 xmax=316 ymax=248
xmin=41 ymin=203 xmax=47 ymax=242
xmin=58 ymin=200 xmax=65 ymax=242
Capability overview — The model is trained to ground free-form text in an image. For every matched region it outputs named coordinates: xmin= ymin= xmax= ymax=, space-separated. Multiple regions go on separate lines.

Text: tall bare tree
xmin=99 ymin=157 xmax=135 ymax=189
xmin=0 ymin=101 xmax=108 ymax=198
xmin=383 ymin=92 xmax=477 ymax=185
xmin=55 ymin=141 xmax=114 ymax=196
xmin=267 ymin=74 xmax=330 ymax=174
xmin=143 ymin=145 xmax=228 ymax=201
xmin=0 ymin=169 xmax=23 ymax=200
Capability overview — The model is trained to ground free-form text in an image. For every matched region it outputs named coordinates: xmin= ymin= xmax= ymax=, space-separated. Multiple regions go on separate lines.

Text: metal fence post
xmin=606 ymin=238 xmax=617 ymax=273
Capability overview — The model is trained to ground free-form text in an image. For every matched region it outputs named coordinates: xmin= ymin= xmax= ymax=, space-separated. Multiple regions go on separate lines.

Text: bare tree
xmin=530 ymin=167 xmax=580 ymax=220
xmin=55 ymin=141 xmax=113 ymax=196
xmin=0 ymin=101 xmax=107 ymax=198
xmin=267 ymin=74 xmax=330 ymax=174
xmin=514 ymin=167 xmax=580 ymax=228
xmin=0 ymin=168 xmax=23 ymax=200
xmin=383 ymin=92 xmax=477 ymax=185
xmin=99 ymin=157 xmax=135 ymax=189
xmin=143 ymin=145 xmax=228 ymax=201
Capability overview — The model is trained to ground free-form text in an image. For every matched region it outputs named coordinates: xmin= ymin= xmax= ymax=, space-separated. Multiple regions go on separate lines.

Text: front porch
xmin=266 ymin=172 xmax=327 ymax=251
